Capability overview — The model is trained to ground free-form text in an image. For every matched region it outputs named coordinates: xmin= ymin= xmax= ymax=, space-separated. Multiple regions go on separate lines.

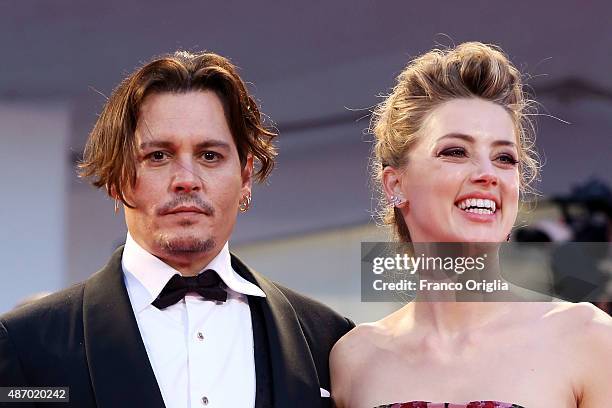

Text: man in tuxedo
xmin=0 ymin=51 xmax=354 ymax=407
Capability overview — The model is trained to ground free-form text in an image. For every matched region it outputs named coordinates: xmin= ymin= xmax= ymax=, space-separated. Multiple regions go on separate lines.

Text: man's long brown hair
xmin=78 ymin=50 xmax=277 ymax=207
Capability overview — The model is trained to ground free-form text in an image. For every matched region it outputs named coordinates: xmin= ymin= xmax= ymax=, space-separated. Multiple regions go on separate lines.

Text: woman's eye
xmin=497 ymin=154 xmax=518 ymax=165
xmin=439 ymin=147 xmax=466 ymax=157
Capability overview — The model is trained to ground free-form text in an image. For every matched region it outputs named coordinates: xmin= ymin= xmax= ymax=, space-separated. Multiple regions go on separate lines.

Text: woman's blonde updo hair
xmin=371 ymin=42 xmax=540 ymax=242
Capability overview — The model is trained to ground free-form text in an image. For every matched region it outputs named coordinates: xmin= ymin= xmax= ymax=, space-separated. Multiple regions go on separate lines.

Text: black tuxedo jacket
xmin=0 ymin=246 xmax=354 ymax=407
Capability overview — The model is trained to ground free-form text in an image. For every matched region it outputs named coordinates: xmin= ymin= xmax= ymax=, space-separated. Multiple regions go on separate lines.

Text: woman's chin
xmin=445 ymin=207 xmax=494 ymax=240
xmin=449 ymin=230 xmax=505 ymax=243
xmin=457 ymin=235 xmax=504 ymax=243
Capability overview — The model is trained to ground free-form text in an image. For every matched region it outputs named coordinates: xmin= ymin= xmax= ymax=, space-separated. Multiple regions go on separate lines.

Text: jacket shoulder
xmin=273 ymin=282 xmax=355 ymax=337
xmin=1 ymin=246 xmax=123 ymax=331
xmin=270 ymin=281 xmax=354 ymax=391
xmin=230 ymin=252 xmax=355 ymax=334
xmin=0 ymin=283 xmax=88 ymax=387
xmin=0 ymin=282 xmax=86 ymax=340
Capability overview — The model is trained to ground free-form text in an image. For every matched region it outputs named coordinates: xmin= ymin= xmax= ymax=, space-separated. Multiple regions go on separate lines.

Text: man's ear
xmin=241 ymin=154 xmax=254 ymax=192
xmin=108 ymin=183 xmax=131 ymax=207
xmin=107 ymin=184 xmax=124 ymax=214
xmin=382 ymin=166 xmax=407 ymax=207
xmin=108 ymin=184 xmax=119 ymax=200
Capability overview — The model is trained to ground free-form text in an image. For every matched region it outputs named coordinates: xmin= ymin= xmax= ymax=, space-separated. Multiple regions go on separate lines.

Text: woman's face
xmin=386 ymin=98 xmax=520 ymax=242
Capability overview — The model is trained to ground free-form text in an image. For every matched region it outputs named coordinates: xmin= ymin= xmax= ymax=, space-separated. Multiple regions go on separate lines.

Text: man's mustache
xmin=157 ymin=195 xmax=215 ymax=216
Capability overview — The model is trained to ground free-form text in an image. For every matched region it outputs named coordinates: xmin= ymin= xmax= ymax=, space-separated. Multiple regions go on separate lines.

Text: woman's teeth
xmin=456 ymin=198 xmax=497 ymax=214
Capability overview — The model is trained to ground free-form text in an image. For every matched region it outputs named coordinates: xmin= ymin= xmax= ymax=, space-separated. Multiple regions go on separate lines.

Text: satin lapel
xmin=231 ymin=255 xmax=322 ymax=408
xmin=83 ymin=246 xmax=166 ymax=408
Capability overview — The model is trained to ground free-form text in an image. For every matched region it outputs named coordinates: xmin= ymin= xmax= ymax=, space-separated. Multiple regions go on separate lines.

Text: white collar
xmin=122 ymin=232 xmax=265 ymax=313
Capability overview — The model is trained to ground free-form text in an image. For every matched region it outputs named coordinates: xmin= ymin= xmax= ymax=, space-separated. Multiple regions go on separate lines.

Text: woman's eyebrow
xmin=436 ymin=133 xmax=474 ymax=143
xmin=436 ymin=133 xmax=516 ymax=148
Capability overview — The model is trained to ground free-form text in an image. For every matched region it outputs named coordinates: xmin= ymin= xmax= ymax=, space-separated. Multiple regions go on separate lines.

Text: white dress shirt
xmin=122 ymin=233 xmax=266 ymax=408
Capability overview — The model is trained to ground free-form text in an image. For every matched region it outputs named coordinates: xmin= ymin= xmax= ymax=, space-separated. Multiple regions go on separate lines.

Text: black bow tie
xmin=152 ymin=269 xmax=228 ymax=309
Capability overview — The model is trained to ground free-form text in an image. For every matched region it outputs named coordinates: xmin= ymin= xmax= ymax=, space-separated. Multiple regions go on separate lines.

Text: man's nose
xmin=170 ymin=160 xmax=202 ymax=193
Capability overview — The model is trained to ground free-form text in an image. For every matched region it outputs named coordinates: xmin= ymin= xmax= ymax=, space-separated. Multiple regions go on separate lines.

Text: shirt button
xmin=197 ymin=332 xmax=204 ymax=341
xmin=201 ymin=396 xmax=209 ymax=405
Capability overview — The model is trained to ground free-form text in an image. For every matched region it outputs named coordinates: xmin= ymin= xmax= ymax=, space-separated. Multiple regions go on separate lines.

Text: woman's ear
xmin=382 ymin=166 xmax=407 ymax=208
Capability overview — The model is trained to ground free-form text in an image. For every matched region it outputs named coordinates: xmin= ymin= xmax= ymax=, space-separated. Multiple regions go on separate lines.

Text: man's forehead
xmin=139 ymin=90 xmax=224 ymax=116
xmin=137 ymin=96 xmax=230 ymax=136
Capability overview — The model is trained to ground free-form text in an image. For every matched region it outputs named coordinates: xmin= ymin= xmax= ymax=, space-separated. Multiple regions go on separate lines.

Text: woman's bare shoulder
xmin=560 ymin=302 xmax=612 ymax=345
xmin=331 ymin=320 xmax=389 ymax=361
xmin=330 ymin=312 xmax=405 ymax=371
xmin=551 ymin=303 xmax=612 ymax=404
xmin=538 ymin=302 xmax=612 ymax=362
xmin=330 ymin=319 xmax=395 ymax=406
xmin=542 ymin=301 xmax=612 ymax=327
xmin=499 ymin=302 xmax=611 ymax=354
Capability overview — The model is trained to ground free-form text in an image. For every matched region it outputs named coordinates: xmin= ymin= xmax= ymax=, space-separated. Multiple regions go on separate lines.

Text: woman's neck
xmin=411 ymin=301 xmax=514 ymax=336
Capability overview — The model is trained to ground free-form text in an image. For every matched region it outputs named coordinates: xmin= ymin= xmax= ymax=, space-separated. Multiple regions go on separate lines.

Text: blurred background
xmin=1 ymin=1 xmax=611 ymax=320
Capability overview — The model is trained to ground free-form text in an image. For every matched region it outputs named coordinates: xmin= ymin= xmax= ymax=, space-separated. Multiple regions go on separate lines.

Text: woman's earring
xmin=114 ymin=199 xmax=120 ymax=214
xmin=389 ymin=195 xmax=406 ymax=208
xmin=506 ymin=233 xmax=511 ymax=242
xmin=239 ymin=193 xmax=252 ymax=213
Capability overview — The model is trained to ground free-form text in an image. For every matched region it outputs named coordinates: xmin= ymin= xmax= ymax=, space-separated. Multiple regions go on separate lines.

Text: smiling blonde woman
xmin=330 ymin=42 xmax=612 ymax=408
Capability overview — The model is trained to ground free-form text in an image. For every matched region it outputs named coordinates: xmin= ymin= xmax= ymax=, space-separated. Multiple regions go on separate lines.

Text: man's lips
xmin=163 ymin=206 xmax=209 ymax=215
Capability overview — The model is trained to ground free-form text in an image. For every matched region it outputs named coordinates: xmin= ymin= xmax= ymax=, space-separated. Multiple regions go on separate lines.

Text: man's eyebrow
xmin=138 ymin=140 xmax=232 ymax=150
xmin=436 ymin=133 xmax=516 ymax=148
xmin=139 ymin=141 xmax=174 ymax=150
xmin=194 ymin=140 xmax=232 ymax=150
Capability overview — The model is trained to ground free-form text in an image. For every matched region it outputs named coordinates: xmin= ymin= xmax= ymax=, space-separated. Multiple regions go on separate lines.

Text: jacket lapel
xmin=83 ymin=246 xmax=166 ymax=408
xmin=231 ymin=254 xmax=322 ymax=408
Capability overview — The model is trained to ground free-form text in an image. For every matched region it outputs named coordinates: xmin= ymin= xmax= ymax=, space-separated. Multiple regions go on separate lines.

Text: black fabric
xmin=230 ymin=256 xmax=355 ymax=407
xmin=248 ymin=296 xmax=274 ymax=408
xmin=0 ymin=246 xmax=354 ymax=407
xmin=152 ymin=270 xmax=227 ymax=309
